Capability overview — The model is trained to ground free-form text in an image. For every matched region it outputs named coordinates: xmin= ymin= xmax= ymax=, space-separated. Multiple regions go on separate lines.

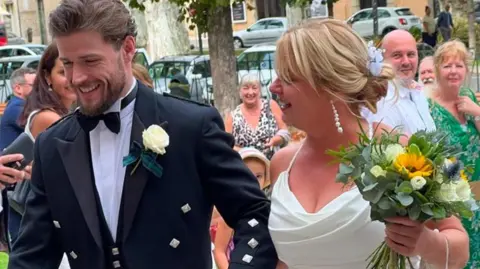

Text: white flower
xmin=384 ymin=144 xmax=405 ymax=162
xmin=410 ymin=176 xmax=427 ymax=190
xmin=370 ymin=165 xmax=387 ymax=178
xmin=434 ymin=172 xmax=444 ymax=183
xmin=455 ymin=180 xmax=472 ymax=202
xmin=437 ymin=183 xmax=459 ymax=202
xmin=142 ymin=124 xmax=169 ymax=155
xmin=443 ymin=158 xmax=454 ymax=169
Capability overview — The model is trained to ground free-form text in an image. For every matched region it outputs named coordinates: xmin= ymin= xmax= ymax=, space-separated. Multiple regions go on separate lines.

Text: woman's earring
xmin=48 ymin=84 xmax=53 ymax=91
xmin=331 ymin=100 xmax=343 ymax=133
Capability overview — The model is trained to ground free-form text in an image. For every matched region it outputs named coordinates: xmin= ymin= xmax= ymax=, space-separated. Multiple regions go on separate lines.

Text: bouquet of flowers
xmin=327 ymin=126 xmax=478 ymax=269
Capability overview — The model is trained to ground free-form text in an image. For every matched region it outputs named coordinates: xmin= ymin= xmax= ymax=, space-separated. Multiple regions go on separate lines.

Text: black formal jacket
xmin=8 ymin=82 xmax=277 ymax=269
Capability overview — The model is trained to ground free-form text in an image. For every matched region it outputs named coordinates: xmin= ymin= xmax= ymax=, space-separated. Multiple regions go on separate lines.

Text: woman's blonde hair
xmin=275 ymin=19 xmax=395 ymax=114
xmin=433 ymin=39 xmax=472 ymax=78
xmin=132 ymin=63 xmax=154 ymax=89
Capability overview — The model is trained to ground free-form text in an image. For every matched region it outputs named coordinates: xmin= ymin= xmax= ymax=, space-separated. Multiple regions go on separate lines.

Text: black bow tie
xmin=76 ymin=83 xmax=137 ymax=134
xmin=77 ymin=111 xmax=121 ymax=133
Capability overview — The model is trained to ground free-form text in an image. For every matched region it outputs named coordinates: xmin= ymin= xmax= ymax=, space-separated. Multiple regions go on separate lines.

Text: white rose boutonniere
xmin=142 ymin=125 xmax=169 ymax=155
xmin=123 ymin=122 xmax=169 ymax=178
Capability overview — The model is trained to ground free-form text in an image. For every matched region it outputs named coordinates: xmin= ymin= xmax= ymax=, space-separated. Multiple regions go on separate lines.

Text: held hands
xmin=0 ymin=154 xmax=27 ymax=189
xmin=456 ymin=96 xmax=480 ymax=116
xmin=384 ymin=217 xmax=430 ymax=257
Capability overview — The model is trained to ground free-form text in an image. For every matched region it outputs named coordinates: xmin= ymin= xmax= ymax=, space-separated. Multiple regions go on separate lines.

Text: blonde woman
xmin=428 ymin=40 xmax=480 ymax=268
xmin=268 ymin=19 xmax=469 ymax=269
xmin=224 ymin=74 xmax=288 ymax=159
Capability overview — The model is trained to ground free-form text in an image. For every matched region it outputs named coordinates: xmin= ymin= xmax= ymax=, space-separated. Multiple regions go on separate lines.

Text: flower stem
xmin=131 ymin=159 xmax=141 ymax=176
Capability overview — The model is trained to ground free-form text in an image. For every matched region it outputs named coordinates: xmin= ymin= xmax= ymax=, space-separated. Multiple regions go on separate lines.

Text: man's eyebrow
xmin=59 ymin=54 xmax=102 ymax=61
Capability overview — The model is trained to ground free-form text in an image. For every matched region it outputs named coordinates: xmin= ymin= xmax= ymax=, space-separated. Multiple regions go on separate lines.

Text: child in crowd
xmin=212 ymin=147 xmax=270 ymax=269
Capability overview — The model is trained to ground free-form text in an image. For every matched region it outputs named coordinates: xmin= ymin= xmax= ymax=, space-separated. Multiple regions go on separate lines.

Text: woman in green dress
xmin=429 ymin=40 xmax=480 ymax=269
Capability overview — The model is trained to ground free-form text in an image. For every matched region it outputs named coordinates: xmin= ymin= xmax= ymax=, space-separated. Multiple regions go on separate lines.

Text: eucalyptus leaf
xmin=396 ymin=193 xmax=414 ymax=206
xmin=339 ymin=163 xmax=354 ymax=175
xmin=378 ymin=197 xmax=392 ymax=210
xmin=432 ymin=206 xmax=446 ymax=219
xmin=361 ymin=173 xmax=375 ymax=186
xmin=396 ymin=181 xmax=413 ymax=194
xmin=363 ymin=182 xmax=379 ymax=192
xmin=409 ymin=144 xmax=421 ymax=155
xmin=362 ymin=188 xmax=384 ymax=204
xmin=335 ymin=173 xmax=349 ymax=184
xmin=420 ymin=204 xmax=434 ymax=216
xmin=408 ymin=205 xmax=421 ymax=220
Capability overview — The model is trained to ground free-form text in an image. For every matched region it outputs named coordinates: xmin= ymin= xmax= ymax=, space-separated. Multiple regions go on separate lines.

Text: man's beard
xmin=79 ymin=57 xmax=126 ymax=116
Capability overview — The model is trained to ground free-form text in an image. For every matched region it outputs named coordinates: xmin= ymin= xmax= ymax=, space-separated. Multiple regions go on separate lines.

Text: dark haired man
xmin=8 ymin=0 xmax=277 ymax=269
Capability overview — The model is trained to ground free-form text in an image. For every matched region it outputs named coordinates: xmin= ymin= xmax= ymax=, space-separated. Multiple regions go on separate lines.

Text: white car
xmin=347 ymin=7 xmax=423 ymax=37
xmin=233 ymin=17 xmax=287 ymax=49
xmin=0 ymin=44 xmax=47 ymax=58
xmin=236 ymin=43 xmax=277 ymax=99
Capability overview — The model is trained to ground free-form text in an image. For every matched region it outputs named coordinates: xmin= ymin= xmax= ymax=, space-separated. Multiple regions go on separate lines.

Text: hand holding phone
xmin=0 ymin=154 xmax=26 ymax=189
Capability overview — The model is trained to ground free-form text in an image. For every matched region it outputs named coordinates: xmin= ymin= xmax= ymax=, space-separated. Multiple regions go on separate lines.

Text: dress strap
xmin=286 ymin=142 xmax=304 ymax=174
xmin=24 ymin=109 xmax=41 ymax=142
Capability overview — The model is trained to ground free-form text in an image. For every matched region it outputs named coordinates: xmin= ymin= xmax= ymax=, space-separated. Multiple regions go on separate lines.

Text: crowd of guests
xmin=0 ymin=14 xmax=477 ymax=269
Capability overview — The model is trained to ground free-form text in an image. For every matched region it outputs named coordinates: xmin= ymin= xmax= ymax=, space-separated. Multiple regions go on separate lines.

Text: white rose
xmin=410 ymin=176 xmax=427 ymax=190
xmin=142 ymin=125 xmax=169 ymax=155
xmin=455 ymin=180 xmax=472 ymax=202
xmin=384 ymin=144 xmax=405 ymax=162
xmin=434 ymin=172 xmax=444 ymax=183
xmin=437 ymin=183 xmax=459 ymax=202
xmin=370 ymin=165 xmax=387 ymax=178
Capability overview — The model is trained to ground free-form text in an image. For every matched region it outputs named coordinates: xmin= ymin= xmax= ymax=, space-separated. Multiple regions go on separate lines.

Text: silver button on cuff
xmin=242 ymin=254 xmax=253 ymax=263
xmin=169 ymin=238 xmax=180 ymax=248
xmin=248 ymin=238 xmax=258 ymax=249
xmin=248 ymin=218 xmax=259 ymax=227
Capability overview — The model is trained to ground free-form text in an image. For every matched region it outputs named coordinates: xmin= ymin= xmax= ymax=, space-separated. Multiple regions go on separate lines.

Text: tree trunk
xmin=130 ymin=9 xmax=149 ymax=48
xmin=467 ymin=0 xmax=476 ymax=54
xmin=143 ymin=0 xmax=190 ymax=60
xmin=286 ymin=4 xmax=305 ymax=27
xmin=207 ymin=5 xmax=239 ymax=118
xmin=327 ymin=1 xmax=334 ymax=18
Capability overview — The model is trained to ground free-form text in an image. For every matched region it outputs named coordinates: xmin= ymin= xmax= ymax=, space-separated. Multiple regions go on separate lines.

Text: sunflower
xmin=394 ymin=153 xmax=433 ymax=179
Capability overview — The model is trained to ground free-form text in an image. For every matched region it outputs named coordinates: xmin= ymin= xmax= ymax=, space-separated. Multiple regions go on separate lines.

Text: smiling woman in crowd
xmin=224 ymin=74 xmax=289 ymax=159
xmin=428 ymin=40 xmax=480 ymax=268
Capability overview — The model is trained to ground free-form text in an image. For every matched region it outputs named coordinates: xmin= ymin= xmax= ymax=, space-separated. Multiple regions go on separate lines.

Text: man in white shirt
xmin=365 ymin=30 xmax=436 ymax=135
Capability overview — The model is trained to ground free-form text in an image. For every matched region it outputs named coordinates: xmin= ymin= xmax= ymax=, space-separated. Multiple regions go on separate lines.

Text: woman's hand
xmin=23 ymin=164 xmax=32 ymax=180
xmin=384 ymin=217 xmax=430 ymax=257
xmin=456 ymin=96 xmax=480 ymax=116
xmin=0 ymin=154 xmax=26 ymax=189
xmin=265 ymin=135 xmax=283 ymax=148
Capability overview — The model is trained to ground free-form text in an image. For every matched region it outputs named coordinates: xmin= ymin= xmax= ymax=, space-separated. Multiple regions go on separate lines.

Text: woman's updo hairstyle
xmin=275 ymin=19 xmax=395 ymax=114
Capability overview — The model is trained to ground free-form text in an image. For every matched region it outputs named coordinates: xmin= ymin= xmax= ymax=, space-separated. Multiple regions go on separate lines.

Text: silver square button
xmin=69 ymin=251 xmax=77 ymax=259
xmin=53 ymin=221 xmax=61 ymax=229
xmin=248 ymin=218 xmax=259 ymax=227
xmin=181 ymin=203 xmax=191 ymax=213
xmin=248 ymin=238 xmax=258 ymax=249
xmin=242 ymin=254 xmax=253 ymax=263
xmin=169 ymin=238 xmax=180 ymax=248
xmin=113 ymin=261 xmax=121 ymax=268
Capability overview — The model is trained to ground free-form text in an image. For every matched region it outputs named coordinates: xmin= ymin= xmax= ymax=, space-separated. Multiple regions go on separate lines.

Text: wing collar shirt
xmin=362 ymin=81 xmax=436 ymax=135
xmin=89 ymin=80 xmax=137 ymax=240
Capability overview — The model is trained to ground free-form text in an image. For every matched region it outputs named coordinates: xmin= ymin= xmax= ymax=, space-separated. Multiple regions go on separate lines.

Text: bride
xmin=268 ymin=19 xmax=469 ymax=269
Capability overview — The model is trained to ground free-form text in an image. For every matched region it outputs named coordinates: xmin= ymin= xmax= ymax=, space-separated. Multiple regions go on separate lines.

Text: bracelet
xmin=276 ymin=129 xmax=291 ymax=145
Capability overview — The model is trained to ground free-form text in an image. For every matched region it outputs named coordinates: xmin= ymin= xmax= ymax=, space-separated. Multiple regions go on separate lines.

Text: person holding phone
xmin=0 ymin=154 xmax=29 ymax=190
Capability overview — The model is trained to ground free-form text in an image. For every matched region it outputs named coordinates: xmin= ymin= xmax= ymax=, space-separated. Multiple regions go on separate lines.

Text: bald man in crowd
xmin=364 ymin=30 xmax=436 ymax=135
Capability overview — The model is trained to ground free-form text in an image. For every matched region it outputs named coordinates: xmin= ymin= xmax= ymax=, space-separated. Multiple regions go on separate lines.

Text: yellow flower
xmin=394 ymin=153 xmax=433 ymax=179
xmin=460 ymin=170 xmax=468 ymax=182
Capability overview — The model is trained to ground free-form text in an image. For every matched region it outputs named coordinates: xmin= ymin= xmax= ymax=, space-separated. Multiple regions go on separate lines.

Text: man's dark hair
xmin=10 ymin=67 xmax=36 ymax=88
xmin=48 ymin=0 xmax=137 ymax=49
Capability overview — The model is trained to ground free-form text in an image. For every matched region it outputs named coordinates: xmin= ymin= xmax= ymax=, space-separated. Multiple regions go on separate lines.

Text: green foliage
xmin=450 ymin=16 xmax=480 ymax=51
xmin=408 ymin=27 xmax=422 ymax=42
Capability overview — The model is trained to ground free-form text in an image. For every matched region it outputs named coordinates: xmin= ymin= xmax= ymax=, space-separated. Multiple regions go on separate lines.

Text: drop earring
xmin=48 ymin=84 xmax=53 ymax=91
xmin=331 ymin=100 xmax=343 ymax=134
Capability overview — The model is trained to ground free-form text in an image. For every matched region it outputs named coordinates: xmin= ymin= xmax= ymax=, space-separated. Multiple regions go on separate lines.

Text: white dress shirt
xmin=362 ymin=81 xmax=436 ymax=135
xmin=89 ymin=80 xmax=137 ymax=240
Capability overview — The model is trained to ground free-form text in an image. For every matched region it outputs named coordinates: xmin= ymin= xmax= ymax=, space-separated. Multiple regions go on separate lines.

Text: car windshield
xmin=26 ymin=46 xmax=45 ymax=55
xmin=149 ymin=61 xmax=190 ymax=79
xmin=395 ymin=9 xmax=413 ymax=16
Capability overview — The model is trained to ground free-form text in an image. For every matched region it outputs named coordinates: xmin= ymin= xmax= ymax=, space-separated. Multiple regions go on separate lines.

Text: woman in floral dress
xmin=429 ymin=40 xmax=480 ymax=269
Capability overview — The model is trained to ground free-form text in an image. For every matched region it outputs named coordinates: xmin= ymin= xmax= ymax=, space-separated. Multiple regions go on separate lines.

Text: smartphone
xmin=1 ymin=132 xmax=34 ymax=170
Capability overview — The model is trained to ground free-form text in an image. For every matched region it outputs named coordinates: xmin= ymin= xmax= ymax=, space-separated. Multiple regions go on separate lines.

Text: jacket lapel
xmin=122 ymin=82 xmax=165 ymax=242
xmin=56 ymin=120 xmax=102 ymax=248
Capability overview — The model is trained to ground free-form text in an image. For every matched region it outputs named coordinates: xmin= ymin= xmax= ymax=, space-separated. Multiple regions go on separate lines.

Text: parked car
xmin=7 ymin=33 xmax=26 ymax=45
xmin=236 ymin=43 xmax=277 ymax=98
xmin=347 ymin=7 xmax=423 ymax=37
xmin=0 ymin=44 xmax=47 ymax=58
xmin=233 ymin=17 xmax=288 ymax=49
xmin=148 ymin=55 xmax=212 ymax=102
xmin=0 ymin=55 xmax=41 ymax=102
xmin=134 ymin=48 xmax=152 ymax=68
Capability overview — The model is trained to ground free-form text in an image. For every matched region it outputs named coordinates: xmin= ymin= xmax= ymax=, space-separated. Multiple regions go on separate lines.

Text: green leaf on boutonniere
xmin=140 ymin=151 xmax=163 ymax=178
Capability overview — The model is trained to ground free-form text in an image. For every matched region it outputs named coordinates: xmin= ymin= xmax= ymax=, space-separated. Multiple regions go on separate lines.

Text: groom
xmin=8 ymin=0 xmax=277 ymax=268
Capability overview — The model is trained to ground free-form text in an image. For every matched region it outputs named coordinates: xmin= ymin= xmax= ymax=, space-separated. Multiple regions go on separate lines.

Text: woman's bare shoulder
xmin=270 ymin=143 xmax=302 ymax=185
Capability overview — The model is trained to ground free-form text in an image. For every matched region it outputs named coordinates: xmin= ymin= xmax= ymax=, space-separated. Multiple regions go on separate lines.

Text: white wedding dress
xmin=269 ymin=144 xmax=421 ymax=269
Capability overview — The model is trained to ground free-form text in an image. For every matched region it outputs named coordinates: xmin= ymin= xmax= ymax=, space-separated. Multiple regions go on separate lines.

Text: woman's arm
xmin=420 ymin=217 xmax=470 ymax=268
xmin=267 ymin=100 xmax=289 ymax=147
xmin=29 ymin=111 xmax=61 ymax=139
xmin=213 ymin=219 xmax=234 ymax=269
xmin=224 ymin=113 xmax=233 ymax=134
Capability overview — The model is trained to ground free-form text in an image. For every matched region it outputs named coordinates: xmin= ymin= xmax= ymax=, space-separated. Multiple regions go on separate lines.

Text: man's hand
xmin=0 ymin=154 xmax=26 ymax=189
